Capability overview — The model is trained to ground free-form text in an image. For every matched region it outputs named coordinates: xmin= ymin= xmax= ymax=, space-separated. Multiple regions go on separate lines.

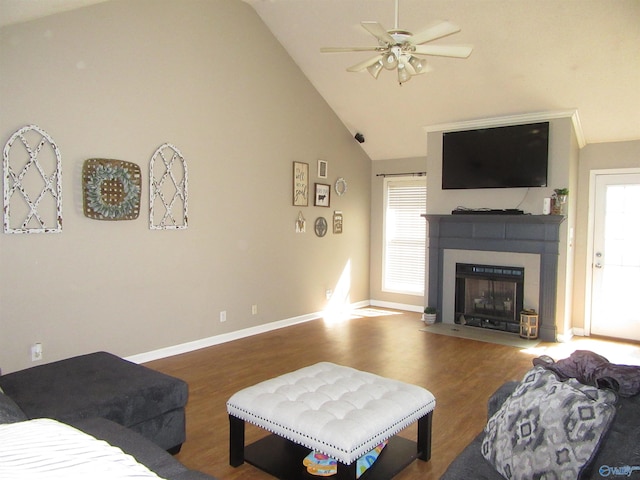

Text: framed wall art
xmin=333 ymin=211 xmax=343 ymax=234
xmin=317 ymin=159 xmax=327 ymax=179
xmin=314 ymin=183 xmax=330 ymax=207
xmin=293 ymin=161 xmax=309 ymax=206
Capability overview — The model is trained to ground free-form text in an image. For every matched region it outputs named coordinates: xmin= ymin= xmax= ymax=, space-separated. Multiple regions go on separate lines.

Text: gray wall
xmin=0 ymin=0 xmax=372 ymax=373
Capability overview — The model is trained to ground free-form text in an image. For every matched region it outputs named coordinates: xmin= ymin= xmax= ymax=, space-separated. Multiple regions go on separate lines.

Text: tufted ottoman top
xmin=226 ymin=362 xmax=436 ymax=465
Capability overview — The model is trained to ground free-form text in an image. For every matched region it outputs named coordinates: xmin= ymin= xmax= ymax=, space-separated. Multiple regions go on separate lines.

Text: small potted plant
xmin=422 ymin=307 xmax=437 ymax=325
xmin=552 ymin=188 xmax=569 ymax=215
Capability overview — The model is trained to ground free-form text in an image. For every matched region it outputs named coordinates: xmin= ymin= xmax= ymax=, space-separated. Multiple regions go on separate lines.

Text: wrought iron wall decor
xmin=82 ymin=158 xmax=141 ymax=220
xmin=149 ymin=143 xmax=188 ymax=230
xmin=3 ymin=124 xmax=63 ymax=234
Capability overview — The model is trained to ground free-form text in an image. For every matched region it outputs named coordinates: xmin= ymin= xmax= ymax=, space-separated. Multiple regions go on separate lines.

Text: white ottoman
xmin=227 ymin=362 xmax=436 ymax=479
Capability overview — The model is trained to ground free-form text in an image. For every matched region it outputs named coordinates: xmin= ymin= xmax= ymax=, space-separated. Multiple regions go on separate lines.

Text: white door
xmin=590 ymin=172 xmax=640 ymax=341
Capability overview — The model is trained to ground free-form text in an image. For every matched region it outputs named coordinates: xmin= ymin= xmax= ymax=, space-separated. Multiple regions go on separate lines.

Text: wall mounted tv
xmin=442 ymin=122 xmax=549 ymax=189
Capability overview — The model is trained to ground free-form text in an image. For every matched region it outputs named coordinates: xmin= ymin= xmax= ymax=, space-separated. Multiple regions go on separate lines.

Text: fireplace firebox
xmin=455 ymin=263 xmax=524 ymax=333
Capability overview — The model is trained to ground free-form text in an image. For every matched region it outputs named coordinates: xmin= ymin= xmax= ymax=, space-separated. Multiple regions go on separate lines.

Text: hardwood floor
xmin=143 ymin=308 xmax=636 ymax=479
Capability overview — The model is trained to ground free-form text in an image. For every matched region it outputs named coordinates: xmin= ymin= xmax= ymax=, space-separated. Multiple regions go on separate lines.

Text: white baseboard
xmin=557 ymin=327 xmax=588 ymax=343
xmin=369 ymin=300 xmax=422 ymax=313
xmin=126 ymin=300 xmax=373 ymax=365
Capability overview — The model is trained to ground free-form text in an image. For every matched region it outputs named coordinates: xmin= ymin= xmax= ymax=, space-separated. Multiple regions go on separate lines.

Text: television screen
xmin=442 ymin=122 xmax=549 ymax=189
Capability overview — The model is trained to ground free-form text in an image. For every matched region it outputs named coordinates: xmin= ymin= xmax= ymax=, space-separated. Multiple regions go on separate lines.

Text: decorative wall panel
xmin=149 ymin=143 xmax=188 ymax=230
xmin=3 ymin=125 xmax=62 ymax=234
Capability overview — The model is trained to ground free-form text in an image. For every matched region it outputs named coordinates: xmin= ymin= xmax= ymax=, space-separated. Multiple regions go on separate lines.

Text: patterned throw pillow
xmin=481 ymin=366 xmax=617 ymax=480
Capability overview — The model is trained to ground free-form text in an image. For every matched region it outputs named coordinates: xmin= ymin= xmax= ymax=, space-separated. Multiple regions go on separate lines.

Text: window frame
xmin=381 ymin=176 xmax=427 ymax=295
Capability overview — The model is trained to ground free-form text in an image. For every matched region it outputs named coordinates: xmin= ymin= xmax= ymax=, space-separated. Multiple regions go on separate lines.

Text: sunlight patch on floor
xmin=322 ymin=307 xmax=403 ymax=325
xmin=521 ymin=336 xmax=640 ymax=366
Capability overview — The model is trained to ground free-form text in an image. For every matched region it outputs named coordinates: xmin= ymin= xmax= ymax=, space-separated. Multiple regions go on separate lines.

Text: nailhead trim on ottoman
xmin=226 ymin=362 xmax=436 ymax=465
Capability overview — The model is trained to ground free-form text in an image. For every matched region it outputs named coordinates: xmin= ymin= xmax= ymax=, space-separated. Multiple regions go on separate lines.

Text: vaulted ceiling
xmin=2 ymin=0 xmax=639 ymax=161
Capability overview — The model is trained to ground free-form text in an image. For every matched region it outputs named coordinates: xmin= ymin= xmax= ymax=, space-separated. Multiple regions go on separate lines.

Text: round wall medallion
xmin=314 ymin=217 xmax=328 ymax=237
xmin=335 ymin=177 xmax=347 ymax=196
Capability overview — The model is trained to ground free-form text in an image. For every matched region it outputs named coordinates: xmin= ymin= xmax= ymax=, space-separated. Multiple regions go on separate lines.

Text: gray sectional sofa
xmin=0 ymin=352 xmax=216 ymax=480
xmin=441 ymin=351 xmax=640 ymax=480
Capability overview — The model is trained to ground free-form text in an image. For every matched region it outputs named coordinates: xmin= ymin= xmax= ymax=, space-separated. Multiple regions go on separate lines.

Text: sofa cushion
xmin=481 ymin=366 xmax=617 ymax=480
xmin=0 ymin=352 xmax=188 ymax=428
xmin=0 ymin=391 xmax=27 ymax=424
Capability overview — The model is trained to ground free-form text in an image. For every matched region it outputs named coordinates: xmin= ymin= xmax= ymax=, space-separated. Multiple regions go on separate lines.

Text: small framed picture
xmin=293 ymin=161 xmax=309 ymax=206
xmin=317 ymin=159 xmax=328 ymax=179
xmin=314 ymin=183 xmax=330 ymax=207
xmin=333 ymin=211 xmax=343 ymax=234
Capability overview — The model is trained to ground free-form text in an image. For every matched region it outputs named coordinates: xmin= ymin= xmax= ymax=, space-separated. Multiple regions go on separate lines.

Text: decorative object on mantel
xmin=317 ymin=159 xmax=327 ymax=179
xmin=149 ymin=143 xmax=188 ymax=230
xmin=314 ymin=183 xmax=330 ymax=207
xmin=422 ymin=307 xmax=437 ymax=325
xmin=293 ymin=161 xmax=309 ymax=206
xmin=296 ymin=211 xmax=306 ymax=233
xmin=82 ymin=159 xmax=141 ymax=221
xmin=335 ymin=177 xmax=347 ymax=196
xmin=314 ymin=217 xmax=328 ymax=237
xmin=3 ymin=124 xmax=62 ymax=234
xmin=551 ymin=188 xmax=568 ymax=216
xmin=333 ymin=211 xmax=343 ymax=234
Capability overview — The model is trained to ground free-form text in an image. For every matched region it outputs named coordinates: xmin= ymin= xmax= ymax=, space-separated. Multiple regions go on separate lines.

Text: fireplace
xmin=422 ymin=214 xmax=565 ymax=341
xmin=455 ymin=263 xmax=524 ymax=333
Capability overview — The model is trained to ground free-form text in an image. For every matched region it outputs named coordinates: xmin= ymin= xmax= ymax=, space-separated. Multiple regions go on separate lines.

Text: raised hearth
xmin=422 ymin=214 xmax=565 ymax=342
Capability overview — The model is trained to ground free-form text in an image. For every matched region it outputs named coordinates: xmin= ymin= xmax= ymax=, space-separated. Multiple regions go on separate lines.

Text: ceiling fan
xmin=320 ymin=0 xmax=473 ymax=84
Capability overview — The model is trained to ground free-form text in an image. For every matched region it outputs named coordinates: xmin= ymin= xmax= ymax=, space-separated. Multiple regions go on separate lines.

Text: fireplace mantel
xmin=422 ymin=214 xmax=565 ymax=341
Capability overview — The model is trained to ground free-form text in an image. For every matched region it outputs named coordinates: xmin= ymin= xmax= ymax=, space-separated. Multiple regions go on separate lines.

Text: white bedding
xmin=0 ymin=418 xmax=166 ymax=480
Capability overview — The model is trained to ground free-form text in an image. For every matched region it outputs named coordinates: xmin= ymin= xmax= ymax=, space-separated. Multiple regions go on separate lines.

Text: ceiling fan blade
xmin=410 ymin=21 xmax=461 ymax=45
xmin=321 ymin=46 xmax=382 ymax=53
xmin=413 ymin=44 xmax=473 ymax=58
xmin=361 ymin=21 xmax=395 ymax=45
xmin=346 ymin=54 xmax=384 ymax=72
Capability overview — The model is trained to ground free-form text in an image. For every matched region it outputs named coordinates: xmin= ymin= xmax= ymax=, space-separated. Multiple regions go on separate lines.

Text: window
xmin=383 ymin=177 xmax=427 ymax=294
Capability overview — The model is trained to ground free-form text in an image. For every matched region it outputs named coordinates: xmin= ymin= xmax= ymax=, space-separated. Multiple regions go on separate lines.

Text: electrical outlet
xmin=220 ymin=311 xmax=227 ymax=322
xmin=325 ymin=289 xmax=332 ymax=300
xmin=31 ymin=343 xmax=43 ymax=361
xmin=251 ymin=304 xmax=258 ymax=315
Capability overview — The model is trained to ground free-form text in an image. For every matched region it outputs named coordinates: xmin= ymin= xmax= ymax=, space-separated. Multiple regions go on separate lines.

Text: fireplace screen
xmin=455 ymin=263 xmax=524 ymax=333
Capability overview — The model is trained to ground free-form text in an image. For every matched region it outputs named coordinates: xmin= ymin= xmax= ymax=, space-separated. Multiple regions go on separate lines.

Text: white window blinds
xmin=383 ymin=177 xmax=427 ymax=294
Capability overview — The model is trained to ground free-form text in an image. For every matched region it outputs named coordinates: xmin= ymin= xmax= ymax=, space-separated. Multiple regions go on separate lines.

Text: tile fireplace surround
xmin=423 ymin=214 xmax=565 ymax=342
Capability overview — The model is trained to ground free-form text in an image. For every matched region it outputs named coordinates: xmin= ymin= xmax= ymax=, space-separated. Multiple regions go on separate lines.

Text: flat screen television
xmin=442 ymin=122 xmax=549 ymax=189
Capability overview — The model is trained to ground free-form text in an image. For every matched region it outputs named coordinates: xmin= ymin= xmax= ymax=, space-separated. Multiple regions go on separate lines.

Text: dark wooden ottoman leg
xmin=229 ymin=415 xmax=245 ymax=467
xmin=417 ymin=410 xmax=433 ymax=461
xmin=336 ymin=460 xmax=357 ymax=479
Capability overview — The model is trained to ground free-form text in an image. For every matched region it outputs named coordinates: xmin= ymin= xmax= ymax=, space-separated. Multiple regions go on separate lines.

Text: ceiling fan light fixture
xmin=408 ymin=55 xmax=425 ymax=74
xmin=397 ymin=63 xmax=411 ymax=84
xmin=367 ymin=61 xmax=384 ymax=79
xmin=320 ymin=0 xmax=471 ymax=84
xmin=382 ymin=51 xmax=398 ymax=70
